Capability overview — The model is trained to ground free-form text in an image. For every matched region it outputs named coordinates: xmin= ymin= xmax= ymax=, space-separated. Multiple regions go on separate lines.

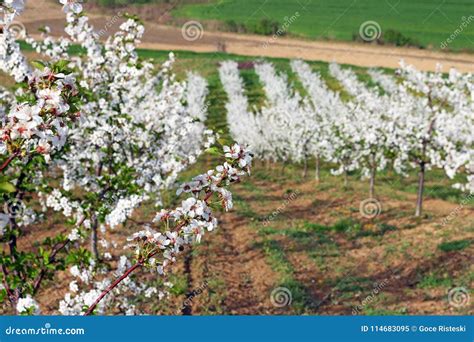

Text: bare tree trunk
xmin=369 ymin=171 xmax=376 ymax=199
xmin=90 ymin=214 xmax=100 ymax=260
xmin=369 ymin=154 xmax=376 ymax=199
xmin=415 ymin=162 xmax=425 ymax=217
xmin=315 ymin=155 xmax=320 ymax=182
xmin=8 ymin=224 xmax=20 ymax=309
xmin=302 ymin=157 xmax=308 ymax=178
xmin=343 ymin=167 xmax=348 ymax=188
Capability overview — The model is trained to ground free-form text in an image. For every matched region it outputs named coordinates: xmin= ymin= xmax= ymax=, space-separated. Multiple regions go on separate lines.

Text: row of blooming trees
xmin=219 ymin=59 xmax=473 ymax=216
xmin=0 ymin=0 xmax=252 ymax=315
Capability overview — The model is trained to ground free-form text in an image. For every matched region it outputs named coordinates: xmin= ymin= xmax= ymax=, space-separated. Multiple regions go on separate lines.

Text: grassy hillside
xmin=172 ymin=0 xmax=474 ymax=51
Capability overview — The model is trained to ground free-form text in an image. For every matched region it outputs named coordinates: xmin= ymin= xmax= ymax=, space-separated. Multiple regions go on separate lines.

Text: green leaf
xmin=52 ymin=60 xmax=70 ymax=73
xmin=30 ymin=60 xmax=46 ymax=70
xmin=0 ymin=181 xmax=16 ymax=193
xmin=206 ymin=146 xmax=221 ymax=156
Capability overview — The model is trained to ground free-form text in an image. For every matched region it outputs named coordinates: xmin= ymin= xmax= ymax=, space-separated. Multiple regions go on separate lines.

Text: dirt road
xmin=19 ymin=1 xmax=473 ymax=72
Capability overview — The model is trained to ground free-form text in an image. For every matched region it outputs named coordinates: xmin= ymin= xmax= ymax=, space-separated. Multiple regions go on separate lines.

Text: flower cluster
xmin=128 ymin=144 xmax=252 ymax=275
xmin=0 ymin=0 xmax=24 ymax=24
xmin=0 ymin=0 xmax=29 ymax=81
xmin=16 ymin=295 xmax=40 ymax=315
xmin=1 ymin=67 xmax=80 ymax=161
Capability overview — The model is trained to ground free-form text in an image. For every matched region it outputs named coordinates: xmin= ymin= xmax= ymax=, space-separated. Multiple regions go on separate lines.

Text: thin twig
xmin=32 ymin=216 xmax=87 ymax=294
xmin=0 ymin=151 xmax=20 ymax=173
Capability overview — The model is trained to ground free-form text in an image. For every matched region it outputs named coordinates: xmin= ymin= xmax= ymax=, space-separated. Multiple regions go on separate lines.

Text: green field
xmin=173 ymin=0 xmax=474 ymax=51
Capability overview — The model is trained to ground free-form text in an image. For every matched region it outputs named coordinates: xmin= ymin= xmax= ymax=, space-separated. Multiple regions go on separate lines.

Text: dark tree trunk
xmin=302 ymin=157 xmax=308 ymax=178
xmin=415 ymin=162 xmax=426 ymax=217
xmin=90 ymin=215 xmax=100 ymax=260
xmin=369 ymin=154 xmax=376 ymax=199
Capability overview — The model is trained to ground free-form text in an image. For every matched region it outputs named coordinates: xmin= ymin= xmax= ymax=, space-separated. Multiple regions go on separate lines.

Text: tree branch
xmin=0 ymin=151 xmax=20 ymax=173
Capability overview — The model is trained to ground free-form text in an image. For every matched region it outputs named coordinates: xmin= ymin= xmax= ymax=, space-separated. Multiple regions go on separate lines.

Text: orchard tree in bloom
xmin=220 ymin=58 xmax=472 ymax=218
xmin=290 ymin=60 xmax=342 ymax=182
xmin=372 ymin=62 xmax=473 ymax=216
xmin=0 ymin=0 xmax=85 ymax=313
xmin=328 ymin=63 xmax=395 ymax=198
xmin=254 ymin=62 xmax=317 ymax=176
xmin=0 ymin=0 xmax=29 ymax=81
xmin=219 ymin=60 xmax=317 ymax=173
xmin=218 ymin=61 xmax=270 ymax=160
xmin=24 ymin=6 xmax=213 ymax=260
